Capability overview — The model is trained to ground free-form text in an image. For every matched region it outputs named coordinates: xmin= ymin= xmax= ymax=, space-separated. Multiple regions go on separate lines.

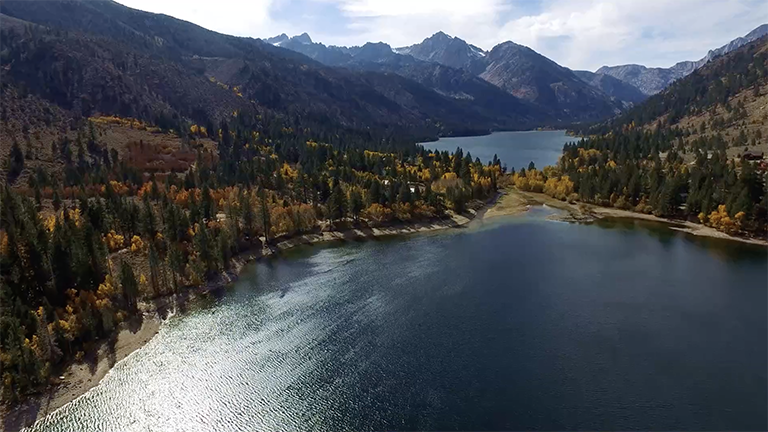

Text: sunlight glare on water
xmin=25 ymin=214 xmax=768 ymax=432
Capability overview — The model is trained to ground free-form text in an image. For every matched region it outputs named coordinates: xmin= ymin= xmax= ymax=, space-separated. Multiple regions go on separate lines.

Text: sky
xmin=117 ymin=0 xmax=768 ymax=71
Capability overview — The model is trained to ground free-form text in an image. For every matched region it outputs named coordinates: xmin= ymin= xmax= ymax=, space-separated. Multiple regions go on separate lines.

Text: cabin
xmin=408 ymin=182 xmax=426 ymax=194
xmin=742 ymin=150 xmax=765 ymax=161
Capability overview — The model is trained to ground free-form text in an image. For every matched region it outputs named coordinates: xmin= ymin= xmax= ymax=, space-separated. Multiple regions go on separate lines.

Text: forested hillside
xmin=520 ymin=37 xmax=768 ymax=238
xmin=580 ymin=37 xmax=768 ymax=136
xmin=0 ymin=0 xmax=530 ymax=144
xmin=0 ymin=1 xmax=508 ymax=407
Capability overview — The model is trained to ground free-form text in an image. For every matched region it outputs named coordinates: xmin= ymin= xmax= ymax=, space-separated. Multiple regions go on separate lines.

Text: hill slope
xmin=551 ymin=36 xmax=768 ymax=238
xmin=572 ymin=70 xmax=649 ymax=106
xmin=587 ymin=36 xmax=768 ymax=137
xmin=0 ymin=0 xmax=529 ymax=144
xmin=269 ymin=37 xmax=552 ymax=128
xmin=598 ymin=24 xmax=768 ymax=95
xmin=472 ymin=41 xmax=621 ymax=122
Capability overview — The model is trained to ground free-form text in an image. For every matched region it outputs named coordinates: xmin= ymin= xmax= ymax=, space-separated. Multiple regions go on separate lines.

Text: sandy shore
xmin=1 ymin=207 xmax=482 ymax=431
xmin=268 ymin=213 xmax=473 ymax=252
xmin=2 ymin=316 xmax=162 ymax=431
xmin=491 ymin=188 xmax=768 ymax=247
xmin=484 ymin=188 xmax=587 ymax=221
xmin=586 ymin=205 xmax=768 ymax=246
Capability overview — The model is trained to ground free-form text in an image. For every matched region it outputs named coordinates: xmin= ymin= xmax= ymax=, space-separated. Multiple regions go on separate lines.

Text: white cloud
xmin=118 ymin=0 xmax=768 ymax=71
xmin=497 ymin=0 xmax=768 ymax=70
xmin=327 ymin=0 xmax=767 ymax=69
xmin=117 ymin=0 xmax=293 ymax=38
xmin=337 ymin=0 xmax=503 ymax=17
xmin=315 ymin=0 xmax=511 ymax=48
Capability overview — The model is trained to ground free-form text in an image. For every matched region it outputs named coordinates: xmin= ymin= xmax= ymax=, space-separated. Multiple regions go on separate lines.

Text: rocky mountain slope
xmin=598 ymin=24 xmax=768 ymax=95
xmin=473 ymin=41 xmax=621 ymax=122
xmin=273 ymin=32 xmax=623 ymax=123
xmin=395 ymin=31 xmax=486 ymax=70
xmin=572 ymin=70 xmax=648 ymax=106
xmin=270 ymin=37 xmax=552 ymax=128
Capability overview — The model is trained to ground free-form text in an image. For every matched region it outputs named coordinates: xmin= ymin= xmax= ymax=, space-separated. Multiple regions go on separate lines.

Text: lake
xmin=423 ymin=130 xmax=573 ymax=172
xmin=22 ymin=213 xmax=767 ymax=431
xmin=20 ymin=131 xmax=768 ymax=432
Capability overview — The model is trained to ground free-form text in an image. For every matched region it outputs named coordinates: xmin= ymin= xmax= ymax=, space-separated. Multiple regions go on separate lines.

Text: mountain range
xmin=0 ymin=0 xmax=550 ymax=145
xmin=392 ymin=32 xmax=652 ymax=110
xmin=0 ymin=0 xmax=763 ymax=147
xmin=266 ymin=23 xmax=768 ymax=120
xmin=272 ymin=31 xmax=623 ymax=123
xmin=597 ymin=24 xmax=768 ymax=95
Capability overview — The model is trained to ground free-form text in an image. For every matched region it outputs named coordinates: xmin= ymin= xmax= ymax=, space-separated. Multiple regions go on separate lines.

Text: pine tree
xmin=141 ymin=196 xmax=156 ymax=237
xmin=398 ymin=180 xmax=412 ymax=204
xmin=258 ymin=188 xmax=271 ymax=243
xmin=349 ymin=189 xmax=363 ymax=221
xmin=167 ymin=243 xmax=184 ymax=293
xmin=201 ymin=185 xmax=214 ymax=221
xmin=241 ymin=191 xmax=256 ymax=238
xmin=328 ymin=182 xmax=346 ymax=222
xmin=120 ymin=261 xmax=139 ymax=312
xmin=8 ymin=139 xmax=25 ymax=181
xmin=147 ymin=242 xmax=160 ymax=296
xmin=368 ymin=179 xmax=382 ymax=206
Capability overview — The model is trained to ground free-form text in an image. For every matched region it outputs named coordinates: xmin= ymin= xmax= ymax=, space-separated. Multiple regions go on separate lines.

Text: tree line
xmin=514 ymin=129 xmax=766 ymax=235
xmin=0 ymin=113 xmax=503 ymax=404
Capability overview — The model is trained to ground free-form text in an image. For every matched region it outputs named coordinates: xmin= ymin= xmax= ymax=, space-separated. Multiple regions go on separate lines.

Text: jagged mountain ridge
xmin=598 ymin=24 xmax=768 ymax=95
xmin=474 ymin=41 xmax=621 ymax=120
xmin=271 ymin=37 xmax=552 ymax=127
xmin=271 ymin=32 xmax=623 ymax=123
xmin=395 ymin=31 xmax=486 ymax=70
xmin=394 ymin=34 xmax=625 ymax=120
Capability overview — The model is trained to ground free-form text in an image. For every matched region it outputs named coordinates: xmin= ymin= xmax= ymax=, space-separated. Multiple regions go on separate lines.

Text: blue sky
xmin=118 ymin=0 xmax=767 ymax=71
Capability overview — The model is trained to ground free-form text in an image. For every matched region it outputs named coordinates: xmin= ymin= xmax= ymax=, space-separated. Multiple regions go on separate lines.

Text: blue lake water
xmin=423 ymin=130 xmax=573 ymax=171
xmin=20 ymin=132 xmax=768 ymax=432
xmin=23 ymin=215 xmax=767 ymax=432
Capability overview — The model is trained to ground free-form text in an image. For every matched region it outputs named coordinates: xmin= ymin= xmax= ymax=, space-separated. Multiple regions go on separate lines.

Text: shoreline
xmin=2 ymin=317 xmax=162 ymax=432
xmin=1 ymin=201 xmax=490 ymax=431
xmin=487 ymin=188 xmax=768 ymax=247
xmin=586 ymin=206 xmax=768 ymax=246
xmin=4 ymin=188 xmax=762 ymax=430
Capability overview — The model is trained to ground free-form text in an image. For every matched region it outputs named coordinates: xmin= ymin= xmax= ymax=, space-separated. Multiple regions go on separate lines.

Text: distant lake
xmin=423 ymin=130 xmax=573 ymax=172
xmin=24 ymin=209 xmax=767 ymax=432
